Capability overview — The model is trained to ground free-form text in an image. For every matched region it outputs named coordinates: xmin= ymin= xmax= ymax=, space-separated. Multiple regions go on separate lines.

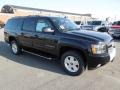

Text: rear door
xmin=19 ymin=17 xmax=37 ymax=47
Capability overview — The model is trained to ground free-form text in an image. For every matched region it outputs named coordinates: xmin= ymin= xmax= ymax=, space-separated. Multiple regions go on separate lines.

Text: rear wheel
xmin=11 ymin=40 xmax=22 ymax=55
xmin=61 ymin=51 xmax=85 ymax=76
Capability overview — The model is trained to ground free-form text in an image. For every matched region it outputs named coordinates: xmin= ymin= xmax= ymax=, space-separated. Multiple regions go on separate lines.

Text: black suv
xmin=4 ymin=16 xmax=116 ymax=76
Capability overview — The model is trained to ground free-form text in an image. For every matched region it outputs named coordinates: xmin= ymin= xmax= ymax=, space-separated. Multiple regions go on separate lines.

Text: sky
xmin=0 ymin=0 xmax=120 ymax=20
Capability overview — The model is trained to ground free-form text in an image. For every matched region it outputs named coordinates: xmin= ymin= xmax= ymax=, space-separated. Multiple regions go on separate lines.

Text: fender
xmin=57 ymin=37 xmax=91 ymax=57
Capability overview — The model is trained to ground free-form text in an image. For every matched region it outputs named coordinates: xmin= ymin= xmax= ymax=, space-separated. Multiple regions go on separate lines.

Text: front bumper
xmin=87 ymin=47 xmax=116 ymax=69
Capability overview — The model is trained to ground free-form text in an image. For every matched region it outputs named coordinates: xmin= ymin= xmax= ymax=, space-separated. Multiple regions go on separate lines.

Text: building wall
xmin=0 ymin=13 xmax=14 ymax=23
xmin=0 ymin=7 xmax=92 ymax=24
xmin=14 ymin=9 xmax=91 ymax=21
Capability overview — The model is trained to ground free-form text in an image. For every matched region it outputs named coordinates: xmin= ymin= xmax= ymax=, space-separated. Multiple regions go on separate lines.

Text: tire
xmin=11 ymin=40 xmax=22 ymax=55
xmin=61 ymin=51 xmax=85 ymax=76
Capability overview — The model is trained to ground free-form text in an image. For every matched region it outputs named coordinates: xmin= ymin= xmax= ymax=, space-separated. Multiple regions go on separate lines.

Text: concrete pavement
xmin=0 ymin=28 xmax=120 ymax=90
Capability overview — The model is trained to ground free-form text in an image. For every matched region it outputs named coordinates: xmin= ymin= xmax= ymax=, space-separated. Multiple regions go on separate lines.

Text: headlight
xmin=91 ymin=42 xmax=107 ymax=54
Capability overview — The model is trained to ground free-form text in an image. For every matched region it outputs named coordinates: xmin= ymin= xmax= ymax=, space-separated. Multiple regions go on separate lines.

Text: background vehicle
xmin=74 ymin=21 xmax=84 ymax=26
xmin=74 ymin=21 xmax=85 ymax=29
xmin=75 ymin=21 xmax=82 ymax=25
xmin=108 ymin=21 xmax=120 ymax=38
xmin=80 ymin=21 xmax=109 ymax=32
xmin=4 ymin=16 xmax=116 ymax=76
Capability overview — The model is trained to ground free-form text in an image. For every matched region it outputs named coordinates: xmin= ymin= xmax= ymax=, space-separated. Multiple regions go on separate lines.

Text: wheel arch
xmin=59 ymin=46 xmax=87 ymax=66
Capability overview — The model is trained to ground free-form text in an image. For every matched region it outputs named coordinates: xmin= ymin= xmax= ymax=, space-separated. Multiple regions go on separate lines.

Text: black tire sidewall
xmin=61 ymin=51 xmax=85 ymax=76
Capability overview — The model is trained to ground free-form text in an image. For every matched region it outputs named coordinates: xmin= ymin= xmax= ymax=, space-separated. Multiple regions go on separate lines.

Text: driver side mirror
xmin=42 ymin=27 xmax=54 ymax=33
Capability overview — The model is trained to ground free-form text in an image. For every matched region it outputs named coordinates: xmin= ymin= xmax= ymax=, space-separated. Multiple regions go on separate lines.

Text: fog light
xmin=97 ymin=64 xmax=101 ymax=68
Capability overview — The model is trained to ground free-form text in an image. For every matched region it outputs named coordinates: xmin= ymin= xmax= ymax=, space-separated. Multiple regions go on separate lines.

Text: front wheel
xmin=61 ymin=51 xmax=85 ymax=76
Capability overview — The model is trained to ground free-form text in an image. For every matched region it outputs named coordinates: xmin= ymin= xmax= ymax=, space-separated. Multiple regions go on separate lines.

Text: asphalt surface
xmin=0 ymin=28 xmax=120 ymax=90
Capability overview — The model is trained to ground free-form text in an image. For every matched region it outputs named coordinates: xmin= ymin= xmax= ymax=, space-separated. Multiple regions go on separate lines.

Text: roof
xmin=2 ymin=5 xmax=91 ymax=17
xmin=9 ymin=15 xmax=64 ymax=20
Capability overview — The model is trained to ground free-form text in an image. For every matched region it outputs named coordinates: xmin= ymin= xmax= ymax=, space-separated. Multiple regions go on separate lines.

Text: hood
xmin=67 ymin=30 xmax=112 ymax=42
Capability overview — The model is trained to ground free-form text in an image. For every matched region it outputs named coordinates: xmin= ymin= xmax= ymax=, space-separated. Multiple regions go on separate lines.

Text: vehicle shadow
xmin=0 ymin=41 xmax=66 ymax=75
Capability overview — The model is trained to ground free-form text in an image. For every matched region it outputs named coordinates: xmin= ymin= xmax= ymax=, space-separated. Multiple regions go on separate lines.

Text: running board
xmin=22 ymin=50 xmax=52 ymax=60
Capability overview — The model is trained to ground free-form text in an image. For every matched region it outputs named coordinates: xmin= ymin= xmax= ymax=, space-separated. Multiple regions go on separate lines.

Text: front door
xmin=33 ymin=18 xmax=58 ymax=55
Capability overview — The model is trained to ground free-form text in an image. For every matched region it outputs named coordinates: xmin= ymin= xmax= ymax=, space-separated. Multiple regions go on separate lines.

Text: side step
xmin=22 ymin=50 xmax=53 ymax=60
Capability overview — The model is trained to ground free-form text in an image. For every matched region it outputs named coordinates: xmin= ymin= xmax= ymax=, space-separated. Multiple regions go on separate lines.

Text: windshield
xmin=88 ymin=21 xmax=102 ymax=25
xmin=51 ymin=17 xmax=79 ymax=32
xmin=112 ymin=21 xmax=120 ymax=25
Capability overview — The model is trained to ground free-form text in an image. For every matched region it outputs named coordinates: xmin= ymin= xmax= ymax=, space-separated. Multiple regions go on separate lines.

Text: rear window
xmin=5 ymin=18 xmax=23 ymax=30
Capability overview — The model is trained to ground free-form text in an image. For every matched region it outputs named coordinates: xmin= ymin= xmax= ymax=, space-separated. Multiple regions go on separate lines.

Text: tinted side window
xmin=36 ymin=19 xmax=53 ymax=32
xmin=5 ymin=19 xmax=23 ymax=30
xmin=17 ymin=19 xmax=23 ymax=30
xmin=23 ymin=18 xmax=37 ymax=31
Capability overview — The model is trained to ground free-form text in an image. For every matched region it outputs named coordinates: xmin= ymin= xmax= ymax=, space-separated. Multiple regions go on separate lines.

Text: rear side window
xmin=5 ymin=18 xmax=23 ymax=30
xmin=23 ymin=18 xmax=37 ymax=31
